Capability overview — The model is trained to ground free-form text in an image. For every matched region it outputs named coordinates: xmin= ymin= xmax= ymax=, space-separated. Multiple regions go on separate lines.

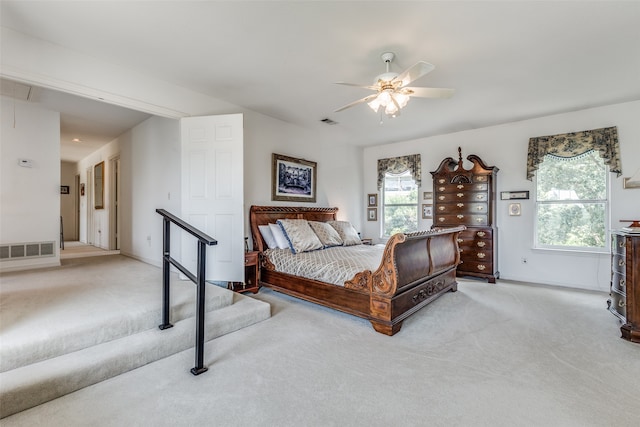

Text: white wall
xmin=243 ymin=111 xmax=363 ymax=243
xmin=118 ymin=116 xmax=181 ymax=265
xmin=364 ymin=100 xmax=640 ymax=292
xmin=0 ymin=96 xmax=61 ymax=271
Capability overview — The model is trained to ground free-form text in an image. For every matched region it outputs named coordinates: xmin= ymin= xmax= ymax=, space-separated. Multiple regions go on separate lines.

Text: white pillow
xmin=258 ymin=224 xmax=277 ymax=249
xmin=269 ymin=223 xmax=290 ymax=250
xmin=328 ymin=221 xmax=362 ymax=246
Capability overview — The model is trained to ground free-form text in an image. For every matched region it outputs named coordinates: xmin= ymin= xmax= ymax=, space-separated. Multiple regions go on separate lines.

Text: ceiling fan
xmin=334 ymin=52 xmax=454 ymax=117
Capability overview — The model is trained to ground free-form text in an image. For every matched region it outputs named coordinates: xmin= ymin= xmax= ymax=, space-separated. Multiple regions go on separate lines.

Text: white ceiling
xmin=2 ymin=1 xmax=639 ymax=162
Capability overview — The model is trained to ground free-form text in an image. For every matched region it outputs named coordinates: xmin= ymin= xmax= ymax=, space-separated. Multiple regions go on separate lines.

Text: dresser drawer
xmin=612 ymin=233 xmax=626 ymax=256
xmin=611 ymin=272 xmax=626 ymax=295
xmin=612 ymin=253 xmax=626 ymax=275
xmin=435 ymin=192 xmax=488 ymax=203
xmin=460 ymin=249 xmax=493 ymax=263
xmin=436 ymin=183 xmax=488 ymax=193
xmin=436 ymin=214 xmax=488 ymax=226
xmin=244 ymin=251 xmax=259 ymax=266
xmin=459 ymin=259 xmax=494 ymax=274
xmin=609 ymin=288 xmax=626 ymax=319
xmin=436 ymin=202 xmax=487 ymax=215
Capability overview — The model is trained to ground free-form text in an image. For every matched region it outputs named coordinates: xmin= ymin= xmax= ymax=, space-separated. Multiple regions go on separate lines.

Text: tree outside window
xmin=382 ymin=170 xmax=418 ymax=236
xmin=535 ymin=150 xmax=608 ymax=251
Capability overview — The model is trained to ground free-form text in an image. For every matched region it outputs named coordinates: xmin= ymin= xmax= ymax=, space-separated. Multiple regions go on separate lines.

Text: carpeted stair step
xmin=0 ymin=292 xmax=271 ymax=418
xmin=1 ymin=280 xmax=233 ymax=373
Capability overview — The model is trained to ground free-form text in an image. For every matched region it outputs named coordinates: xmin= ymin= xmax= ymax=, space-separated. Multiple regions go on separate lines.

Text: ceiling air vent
xmin=320 ymin=118 xmax=338 ymax=126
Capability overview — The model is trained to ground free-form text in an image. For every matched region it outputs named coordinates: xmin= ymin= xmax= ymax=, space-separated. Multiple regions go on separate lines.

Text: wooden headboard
xmin=249 ymin=205 xmax=338 ymax=252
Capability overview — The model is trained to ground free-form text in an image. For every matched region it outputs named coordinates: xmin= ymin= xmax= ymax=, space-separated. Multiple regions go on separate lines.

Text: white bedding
xmin=264 ymin=244 xmax=385 ymax=286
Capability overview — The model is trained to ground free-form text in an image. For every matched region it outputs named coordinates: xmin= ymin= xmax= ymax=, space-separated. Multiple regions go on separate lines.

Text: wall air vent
xmin=320 ymin=118 xmax=338 ymax=125
xmin=0 ymin=242 xmax=56 ymax=261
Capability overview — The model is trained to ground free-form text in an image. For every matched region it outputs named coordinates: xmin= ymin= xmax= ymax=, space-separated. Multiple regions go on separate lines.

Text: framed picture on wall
xmin=272 ymin=153 xmax=317 ymax=202
xmin=60 ymin=186 xmax=69 ymax=195
xmin=509 ymin=203 xmax=521 ymax=216
xmin=367 ymin=208 xmax=378 ymax=221
xmin=367 ymin=193 xmax=378 ymax=207
xmin=422 ymin=204 xmax=433 ymax=219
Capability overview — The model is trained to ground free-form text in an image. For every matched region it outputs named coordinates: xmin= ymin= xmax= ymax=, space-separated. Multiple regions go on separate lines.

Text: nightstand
xmin=228 ymin=251 xmax=260 ymax=294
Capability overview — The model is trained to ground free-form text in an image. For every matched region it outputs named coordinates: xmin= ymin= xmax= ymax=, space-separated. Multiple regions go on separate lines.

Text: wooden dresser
xmin=431 ymin=148 xmax=499 ymax=283
xmin=608 ymin=231 xmax=640 ymax=343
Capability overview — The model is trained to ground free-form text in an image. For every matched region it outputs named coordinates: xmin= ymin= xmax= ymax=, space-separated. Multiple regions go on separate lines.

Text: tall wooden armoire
xmin=431 ymin=148 xmax=499 ymax=283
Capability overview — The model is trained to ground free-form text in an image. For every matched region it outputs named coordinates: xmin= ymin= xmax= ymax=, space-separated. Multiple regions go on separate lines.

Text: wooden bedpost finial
xmin=457 ymin=146 xmax=464 ymax=168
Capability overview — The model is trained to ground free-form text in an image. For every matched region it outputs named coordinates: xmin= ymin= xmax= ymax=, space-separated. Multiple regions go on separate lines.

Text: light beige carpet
xmin=0 ymin=254 xmax=271 ymax=418
xmin=2 ymin=274 xmax=639 ymax=426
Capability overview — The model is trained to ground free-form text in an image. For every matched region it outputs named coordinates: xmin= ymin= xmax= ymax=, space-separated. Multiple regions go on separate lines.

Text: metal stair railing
xmin=156 ymin=209 xmax=217 ymax=375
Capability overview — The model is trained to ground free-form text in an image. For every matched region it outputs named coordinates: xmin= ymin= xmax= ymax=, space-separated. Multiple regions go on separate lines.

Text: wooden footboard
xmin=249 ymin=205 xmax=465 ymax=335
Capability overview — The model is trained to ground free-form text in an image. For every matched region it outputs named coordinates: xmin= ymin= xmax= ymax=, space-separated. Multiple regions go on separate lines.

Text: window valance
xmin=377 ymin=154 xmax=422 ymax=189
xmin=527 ymin=126 xmax=621 ymax=181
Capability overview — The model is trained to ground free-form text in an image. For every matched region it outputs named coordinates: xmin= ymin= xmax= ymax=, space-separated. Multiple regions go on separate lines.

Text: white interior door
xmin=181 ymin=113 xmax=244 ymax=282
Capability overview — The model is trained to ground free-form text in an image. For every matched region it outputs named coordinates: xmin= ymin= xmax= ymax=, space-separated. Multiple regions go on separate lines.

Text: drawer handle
xmin=457 ymin=193 xmax=464 ymax=198
xmin=477 ymin=253 xmax=486 ymax=259
xmin=477 ymin=242 xmax=486 ymax=247
xmin=477 ymin=231 xmax=486 ymax=237
xmin=438 ymin=206 xmax=446 ymax=211
xmin=619 ymin=259 xmax=625 ymax=267
xmin=476 ymin=176 xmax=487 ymax=182
xmin=476 ymin=218 xmax=484 ymax=223
xmin=457 ymin=203 xmax=464 ymax=207
xmin=457 ymin=214 xmax=464 ymax=219
xmin=457 ymin=238 xmax=464 ymax=243
xmin=438 ymin=195 xmax=445 ymax=200
xmin=439 ymin=186 xmax=445 ymax=191
xmin=476 ymin=185 xmax=485 ymax=190
xmin=477 ymin=265 xmax=486 ymax=271
xmin=457 ymin=184 xmax=464 ymax=189
xmin=476 ymin=195 xmax=484 ymax=200
xmin=438 ymin=217 xmax=445 ymax=222
xmin=438 ymin=179 xmax=446 ymax=184
xmin=476 ymin=206 xmax=484 ymax=211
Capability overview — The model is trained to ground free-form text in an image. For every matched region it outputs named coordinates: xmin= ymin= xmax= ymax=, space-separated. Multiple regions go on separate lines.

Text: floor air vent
xmin=0 ymin=242 xmax=56 ymax=260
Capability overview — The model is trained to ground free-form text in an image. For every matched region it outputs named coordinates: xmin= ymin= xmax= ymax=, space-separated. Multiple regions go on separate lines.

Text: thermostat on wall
xmin=18 ymin=159 xmax=33 ymax=168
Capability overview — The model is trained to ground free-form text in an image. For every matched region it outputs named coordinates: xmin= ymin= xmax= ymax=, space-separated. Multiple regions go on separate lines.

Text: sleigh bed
xmin=249 ymin=205 xmax=465 ymax=335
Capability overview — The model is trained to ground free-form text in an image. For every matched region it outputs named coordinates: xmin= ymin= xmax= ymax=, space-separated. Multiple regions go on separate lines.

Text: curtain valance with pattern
xmin=377 ymin=154 xmax=422 ymax=189
xmin=526 ymin=126 xmax=621 ymax=181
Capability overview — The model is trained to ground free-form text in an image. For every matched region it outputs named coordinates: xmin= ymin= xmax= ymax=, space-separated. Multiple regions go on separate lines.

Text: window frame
xmin=533 ymin=151 xmax=610 ymax=253
xmin=381 ymin=170 xmax=418 ymax=238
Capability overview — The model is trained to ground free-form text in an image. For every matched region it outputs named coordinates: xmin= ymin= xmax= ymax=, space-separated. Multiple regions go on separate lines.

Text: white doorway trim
xmin=109 ymin=155 xmax=121 ymax=250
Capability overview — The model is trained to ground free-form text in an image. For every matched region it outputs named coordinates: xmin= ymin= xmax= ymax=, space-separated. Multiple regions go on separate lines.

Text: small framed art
xmin=422 ymin=204 xmax=433 ymax=219
xmin=367 ymin=193 xmax=378 ymax=207
xmin=367 ymin=208 xmax=378 ymax=221
xmin=423 ymin=191 xmax=433 ymax=201
xmin=500 ymin=191 xmax=529 ymax=200
xmin=60 ymin=185 xmax=69 ymax=195
xmin=509 ymin=203 xmax=521 ymax=216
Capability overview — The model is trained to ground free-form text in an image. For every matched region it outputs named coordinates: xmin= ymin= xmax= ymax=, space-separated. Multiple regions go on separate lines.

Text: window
xmin=535 ymin=150 xmax=608 ymax=251
xmin=382 ymin=170 xmax=418 ymax=236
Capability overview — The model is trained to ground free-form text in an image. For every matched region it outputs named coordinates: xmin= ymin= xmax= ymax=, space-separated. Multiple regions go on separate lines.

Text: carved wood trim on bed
xmin=249 ymin=205 xmax=465 ymax=335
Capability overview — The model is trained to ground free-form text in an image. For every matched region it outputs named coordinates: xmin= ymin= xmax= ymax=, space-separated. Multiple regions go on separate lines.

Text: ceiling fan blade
xmin=335 ymin=82 xmax=379 ymax=91
xmin=404 ymin=87 xmax=455 ymax=99
xmin=395 ymin=61 xmax=435 ymax=87
xmin=334 ymin=94 xmax=379 ymax=112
